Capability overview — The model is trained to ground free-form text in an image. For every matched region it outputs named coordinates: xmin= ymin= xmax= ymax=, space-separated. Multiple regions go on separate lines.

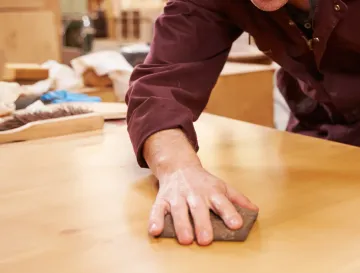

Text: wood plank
xmin=42 ymin=0 xmax=61 ymax=59
xmin=0 ymin=0 xmax=45 ymax=9
xmin=0 ymin=11 xmax=60 ymax=63
xmin=0 ymin=51 xmax=4 ymax=80
xmin=206 ymin=62 xmax=275 ymax=127
xmin=3 ymin=63 xmax=49 ymax=81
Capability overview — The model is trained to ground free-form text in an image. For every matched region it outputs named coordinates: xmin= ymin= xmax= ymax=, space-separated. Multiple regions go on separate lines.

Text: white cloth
xmin=24 ymin=60 xmax=82 ymax=95
xmin=0 ymin=82 xmax=23 ymax=116
xmin=71 ymin=51 xmax=133 ymax=101
xmin=273 ymin=69 xmax=290 ymax=131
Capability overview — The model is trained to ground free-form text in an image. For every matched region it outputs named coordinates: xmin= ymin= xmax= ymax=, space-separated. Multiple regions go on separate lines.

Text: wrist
xmin=154 ymin=156 xmax=202 ymax=180
xmin=143 ymin=129 xmax=202 ymax=179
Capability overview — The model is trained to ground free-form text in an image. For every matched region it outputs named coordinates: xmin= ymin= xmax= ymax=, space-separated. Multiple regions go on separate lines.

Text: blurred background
xmin=0 ymin=0 xmax=289 ymax=130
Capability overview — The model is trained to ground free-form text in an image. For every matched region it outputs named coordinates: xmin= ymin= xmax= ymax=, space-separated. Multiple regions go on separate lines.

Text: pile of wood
xmin=82 ymin=68 xmax=112 ymax=88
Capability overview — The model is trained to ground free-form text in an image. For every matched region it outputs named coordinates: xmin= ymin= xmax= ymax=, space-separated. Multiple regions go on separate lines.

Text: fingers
xmin=187 ymin=195 xmax=213 ymax=246
xmin=227 ymin=186 xmax=259 ymax=211
xmin=170 ymin=198 xmax=194 ymax=245
xmin=210 ymin=194 xmax=243 ymax=230
xmin=148 ymin=199 xmax=170 ymax=236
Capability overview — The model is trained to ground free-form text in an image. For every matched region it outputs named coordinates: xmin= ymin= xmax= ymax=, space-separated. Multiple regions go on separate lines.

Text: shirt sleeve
xmin=125 ymin=0 xmax=242 ymax=168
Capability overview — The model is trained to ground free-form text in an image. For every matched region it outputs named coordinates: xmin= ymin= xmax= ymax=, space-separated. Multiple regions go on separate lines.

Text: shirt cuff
xmin=127 ymin=97 xmax=199 ymax=168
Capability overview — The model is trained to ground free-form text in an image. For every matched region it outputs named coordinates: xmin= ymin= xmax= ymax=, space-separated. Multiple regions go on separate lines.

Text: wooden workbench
xmin=77 ymin=62 xmax=276 ymax=127
xmin=206 ymin=62 xmax=276 ymax=127
xmin=1 ymin=114 xmax=360 ymax=273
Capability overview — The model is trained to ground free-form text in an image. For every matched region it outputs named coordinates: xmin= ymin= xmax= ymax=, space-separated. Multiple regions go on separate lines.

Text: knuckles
xmin=186 ymin=195 xmax=203 ymax=210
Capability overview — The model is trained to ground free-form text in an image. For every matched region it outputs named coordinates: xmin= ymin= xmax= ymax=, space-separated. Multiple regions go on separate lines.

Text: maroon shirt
xmin=126 ymin=0 xmax=360 ymax=167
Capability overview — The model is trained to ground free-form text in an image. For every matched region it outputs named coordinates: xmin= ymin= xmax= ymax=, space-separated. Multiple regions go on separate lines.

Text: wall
xmin=0 ymin=0 xmax=61 ymax=63
xmin=61 ymin=0 xmax=87 ymax=13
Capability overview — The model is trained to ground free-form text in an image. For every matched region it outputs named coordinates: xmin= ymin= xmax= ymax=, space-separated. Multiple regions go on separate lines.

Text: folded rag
xmin=40 ymin=90 xmax=101 ymax=104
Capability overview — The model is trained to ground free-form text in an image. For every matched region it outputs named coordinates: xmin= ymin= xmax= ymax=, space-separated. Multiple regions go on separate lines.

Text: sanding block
xmin=159 ymin=205 xmax=258 ymax=242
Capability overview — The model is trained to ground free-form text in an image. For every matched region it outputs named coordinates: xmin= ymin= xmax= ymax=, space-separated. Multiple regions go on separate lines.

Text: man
xmin=126 ymin=0 xmax=360 ymax=245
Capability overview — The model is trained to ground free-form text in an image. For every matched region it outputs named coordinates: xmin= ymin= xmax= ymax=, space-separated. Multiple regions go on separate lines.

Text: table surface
xmin=1 ymin=114 xmax=360 ymax=273
xmin=220 ymin=62 xmax=276 ymax=76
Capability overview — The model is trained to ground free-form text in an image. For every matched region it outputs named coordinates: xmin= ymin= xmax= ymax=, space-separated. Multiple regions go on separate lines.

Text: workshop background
xmin=0 ymin=0 xmax=290 ymax=131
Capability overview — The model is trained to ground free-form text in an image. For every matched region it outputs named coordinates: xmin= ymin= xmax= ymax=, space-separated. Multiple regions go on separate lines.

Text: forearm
xmin=126 ymin=0 xmax=242 ymax=168
xmin=143 ymin=129 xmax=202 ymax=179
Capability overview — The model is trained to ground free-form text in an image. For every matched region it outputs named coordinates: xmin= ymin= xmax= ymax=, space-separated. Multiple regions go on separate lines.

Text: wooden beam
xmin=0 ymin=0 xmax=45 ymax=9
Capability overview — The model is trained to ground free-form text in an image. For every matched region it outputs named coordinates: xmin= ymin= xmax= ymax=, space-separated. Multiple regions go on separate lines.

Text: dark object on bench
xmin=159 ymin=205 xmax=258 ymax=242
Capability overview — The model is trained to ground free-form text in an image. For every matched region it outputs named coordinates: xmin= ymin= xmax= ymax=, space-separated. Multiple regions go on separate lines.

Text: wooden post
xmin=133 ymin=10 xmax=140 ymax=39
xmin=103 ymin=0 xmax=117 ymax=39
xmin=0 ymin=51 xmax=5 ymax=80
xmin=43 ymin=0 xmax=62 ymax=61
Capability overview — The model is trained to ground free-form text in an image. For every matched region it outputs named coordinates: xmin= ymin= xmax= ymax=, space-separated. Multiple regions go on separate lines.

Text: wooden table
xmin=77 ymin=62 xmax=276 ymax=127
xmin=207 ymin=62 xmax=276 ymax=127
xmin=1 ymin=114 xmax=360 ymax=273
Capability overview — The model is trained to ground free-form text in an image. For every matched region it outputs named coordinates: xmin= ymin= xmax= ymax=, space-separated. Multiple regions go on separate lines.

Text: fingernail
xmin=199 ymin=230 xmax=211 ymax=244
xmin=230 ymin=217 xmax=241 ymax=227
xmin=149 ymin=223 xmax=158 ymax=233
xmin=181 ymin=230 xmax=194 ymax=244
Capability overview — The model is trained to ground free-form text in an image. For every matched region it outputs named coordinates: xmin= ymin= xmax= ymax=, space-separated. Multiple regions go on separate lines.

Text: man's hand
xmin=148 ymin=165 xmax=258 ymax=245
xmin=143 ymin=129 xmax=258 ymax=245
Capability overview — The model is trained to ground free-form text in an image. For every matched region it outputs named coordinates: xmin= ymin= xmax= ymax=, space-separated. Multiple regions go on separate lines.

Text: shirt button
xmin=304 ymin=22 xmax=312 ymax=29
xmin=334 ymin=4 xmax=341 ymax=11
xmin=288 ymin=20 xmax=295 ymax=26
xmin=313 ymin=37 xmax=320 ymax=43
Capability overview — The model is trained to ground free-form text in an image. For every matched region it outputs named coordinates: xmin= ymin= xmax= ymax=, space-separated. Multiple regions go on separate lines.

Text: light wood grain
xmin=48 ymin=102 xmax=128 ymax=120
xmin=40 ymin=0 xmax=62 ymax=61
xmin=207 ymin=62 xmax=275 ymax=127
xmin=220 ymin=61 xmax=275 ymax=76
xmin=0 ymin=50 xmax=4 ymax=80
xmin=227 ymin=44 xmax=272 ymax=64
xmin=0 ymin=11 xmax=60 ymax=63
xmin=0 ymin=0 xmax=45 ymax=9
xmin=1 ymin=113 xmax=360 ymax=273
xmin=0 ymin=113 xmax=104 ymax=144
xmin=3 ymin=63 xmax=49 ymax=81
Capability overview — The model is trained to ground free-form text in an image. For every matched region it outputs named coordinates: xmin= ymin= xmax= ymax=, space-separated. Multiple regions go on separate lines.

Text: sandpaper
xmin=159 ymin=205 xmax=258 ymax=242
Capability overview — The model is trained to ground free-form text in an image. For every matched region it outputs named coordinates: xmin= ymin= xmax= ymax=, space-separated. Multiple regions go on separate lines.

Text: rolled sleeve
xmin=125 ymin=0 xmax=242 ymax=168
